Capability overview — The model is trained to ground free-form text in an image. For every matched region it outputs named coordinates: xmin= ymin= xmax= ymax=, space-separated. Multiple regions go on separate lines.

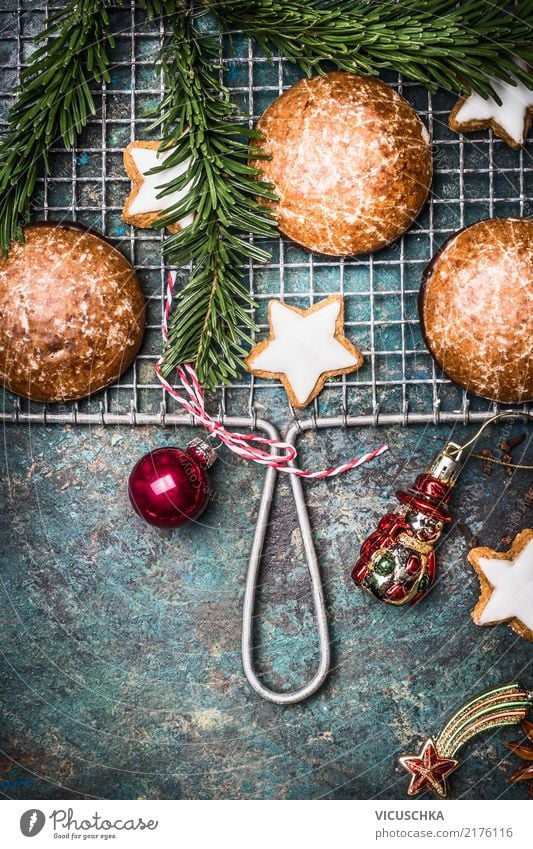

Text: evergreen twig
xmin=0 ymin=0 xmax=116 ymax=255
xmin=210 ymin=0 xmax=533 ymax=100
xmin=152 ymin=8 xmax=278 ymax=387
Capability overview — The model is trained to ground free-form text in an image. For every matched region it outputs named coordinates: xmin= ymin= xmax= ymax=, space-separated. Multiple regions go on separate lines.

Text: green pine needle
xmin=0 ymin=0 xmax=116 ymax=256
xmin=137 ymin=0 xmax=186 ymax=19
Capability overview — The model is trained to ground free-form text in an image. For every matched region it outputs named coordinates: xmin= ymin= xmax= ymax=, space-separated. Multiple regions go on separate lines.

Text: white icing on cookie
xmin=250 ymin=298 xmax=359 ymax=406
xmin=454 ymin=73 xmax=533 ymax=146
xmin=128 ymin=146 xmax=194 ymax=227
xmin=477 ymin=538 xmax=533 ymax=629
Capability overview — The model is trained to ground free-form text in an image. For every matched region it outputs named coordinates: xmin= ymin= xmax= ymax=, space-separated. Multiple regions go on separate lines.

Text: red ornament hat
xmin=396 ymin=473 xmax=453 ymax=523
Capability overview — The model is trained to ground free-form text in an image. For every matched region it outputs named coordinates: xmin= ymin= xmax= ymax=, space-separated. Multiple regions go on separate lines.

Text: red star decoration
xmin=399 ymin=737 xmax=459 ymax=798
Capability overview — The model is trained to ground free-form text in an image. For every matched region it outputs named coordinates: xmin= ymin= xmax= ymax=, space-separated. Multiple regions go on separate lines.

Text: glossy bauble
xmin=128 ymin=439 xmax=216 ymax=528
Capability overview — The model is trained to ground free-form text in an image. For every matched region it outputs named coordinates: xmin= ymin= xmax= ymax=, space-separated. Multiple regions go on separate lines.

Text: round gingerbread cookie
xmin=251 ymin=71 xmax=432 ymax=256
xmin=0 ymin=222 xmax=145 ymax=403
xmin=419 ymin=217 xmax=533 ymax=404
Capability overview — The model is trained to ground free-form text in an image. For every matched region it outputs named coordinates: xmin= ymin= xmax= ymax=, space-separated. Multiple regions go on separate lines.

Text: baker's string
xmin=155 ymin=271 xmax=389 ymax=478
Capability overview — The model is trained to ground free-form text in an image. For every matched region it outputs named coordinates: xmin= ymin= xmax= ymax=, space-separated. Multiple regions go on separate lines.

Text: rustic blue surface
xmin=1 ymin=420 xmax=532 ymax=799
xmin=0 ymin=2 xmax=532 ymax=801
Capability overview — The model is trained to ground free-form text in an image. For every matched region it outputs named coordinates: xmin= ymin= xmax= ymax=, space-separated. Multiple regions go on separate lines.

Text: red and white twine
xmin=156 ymin=272 xmax=388 ymax=478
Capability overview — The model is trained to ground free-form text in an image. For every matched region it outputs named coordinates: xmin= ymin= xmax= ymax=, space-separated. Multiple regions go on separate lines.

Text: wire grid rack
xmin=0 ymin=1 xmax=531 ymax=431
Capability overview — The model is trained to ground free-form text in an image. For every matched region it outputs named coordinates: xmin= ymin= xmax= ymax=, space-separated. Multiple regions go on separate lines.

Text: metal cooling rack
xmin=0 ymin=1 xmax=532 ymax=431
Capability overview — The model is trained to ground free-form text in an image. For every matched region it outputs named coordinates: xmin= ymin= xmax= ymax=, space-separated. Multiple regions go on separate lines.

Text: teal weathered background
xmin=1 ymin=421 xmax=532 ymax=799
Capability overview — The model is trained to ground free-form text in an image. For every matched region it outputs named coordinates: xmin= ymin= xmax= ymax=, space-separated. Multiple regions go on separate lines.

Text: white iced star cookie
xmin=246 ymin=295 xmax=363 ymax=408
xmin=122 ymin=140 xmax=194 ymax=232
xmin=449 ymin=68 xmax=533 ymax=149
xmin=468 ymin=529 xmax=533 ymax=642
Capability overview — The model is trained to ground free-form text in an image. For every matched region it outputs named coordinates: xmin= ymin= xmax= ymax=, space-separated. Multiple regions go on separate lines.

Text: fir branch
xmin=153 ymin=9 xmax=278 ymax=388
xmin=210 ymin=0 xmax=533 ymax=100
xmin=0 ymin=0 xmax=116 ymax=255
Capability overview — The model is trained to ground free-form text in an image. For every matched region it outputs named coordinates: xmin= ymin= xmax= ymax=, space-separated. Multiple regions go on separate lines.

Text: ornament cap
xmin=186 ymin=437 xmax=217 ymax=469
xmin=425 ymin=441 xmax=463 ymax=485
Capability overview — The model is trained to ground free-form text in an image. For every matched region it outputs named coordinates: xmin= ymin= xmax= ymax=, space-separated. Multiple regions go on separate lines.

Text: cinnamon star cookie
xmin=468 ymin=529 xmax=533 ymax=642
xmin=246 ymin=295 xmax=363 ymax=408
xmin=449 ymin=68 xmax=533 ymax=149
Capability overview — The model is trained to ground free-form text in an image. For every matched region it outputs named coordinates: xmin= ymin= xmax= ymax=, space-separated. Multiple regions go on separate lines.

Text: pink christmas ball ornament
xmin=128 ymin=439 xmax=216 ymax=528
